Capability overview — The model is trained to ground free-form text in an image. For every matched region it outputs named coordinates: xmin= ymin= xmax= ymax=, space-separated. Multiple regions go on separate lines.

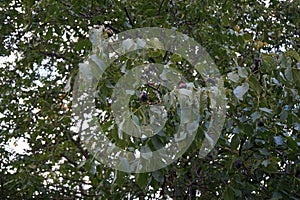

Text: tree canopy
xmin=0 ymin=0 xmax=299 ymax=199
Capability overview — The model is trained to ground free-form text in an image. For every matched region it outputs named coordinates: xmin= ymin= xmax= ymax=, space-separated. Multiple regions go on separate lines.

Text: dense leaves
xmin=0 ymin=0 xmax=299 ymax=199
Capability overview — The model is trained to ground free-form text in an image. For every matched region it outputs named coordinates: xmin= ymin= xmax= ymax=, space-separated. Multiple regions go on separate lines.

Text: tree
xmin=0 ymin=0 xmax=299 ymax=199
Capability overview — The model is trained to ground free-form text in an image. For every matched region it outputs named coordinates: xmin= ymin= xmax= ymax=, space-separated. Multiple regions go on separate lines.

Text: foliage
xmin=0 ymin=0 xmax=299 ymax=199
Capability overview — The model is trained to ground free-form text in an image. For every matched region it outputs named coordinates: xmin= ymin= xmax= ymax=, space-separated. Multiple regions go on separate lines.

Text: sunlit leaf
xmin=274 ymin=136 xmax=284 ymax=146
xmin=233 ymin=82 xmax=249 ymax=100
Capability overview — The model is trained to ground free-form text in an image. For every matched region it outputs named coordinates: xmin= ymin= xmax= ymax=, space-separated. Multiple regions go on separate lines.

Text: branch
xmin=124 ymin=7 xmax=134 ymax=28
xmin=158 ymin=0 xmax=165 ymax=15
xmin=106 ymin=24 xmax=121 ymax=34
xmin=61 ymin=152 xmax=78 ymax=167
xmin=65 ymin=128 xmax=90 ymax=160
xmin=70 ymin=136 xmax=90 ymax=160
xmin=146 ymin=83 xmax=162 ymax=96
xmin=38 ymin=50 xmax=72 ymax=63
xmin=238 ymin=137 xmax=245 ymax=157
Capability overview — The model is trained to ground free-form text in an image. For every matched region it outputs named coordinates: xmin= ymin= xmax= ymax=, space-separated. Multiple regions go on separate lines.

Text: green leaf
xmin=170 ymin=54 xmax=182 ymax=62
xmin=149 ymin=37 xmax=164 ymax=49
xmin=131 ymin=114 xmax=140 ymax=127
xmin=251 ymin=112 xmax=261 ymax=121
xmin=223 ymin=186 xmax=234 ymax=200
xmin=286 ymin=137 xmax=298 ymax=150
xmin=259 ymin=148 xmax=271 ymax=156
xmin=233 ymin=82 xmax=249 ymax=100
xmin=237 ymin=66 xmax=248 ymax=78
xmin=152 ymin=170 xmax=164 ymax=183
xmin=284 ymin=50 xmax=300 ymax=62
xmin=149 ymin=49 xmax=162 ymax=57
xmin=279 ymin=110 xmax=288 ymax=121
xmin=284 ymin=67 xmax=293 ymax=82
xmin=136 ymin=173 xmax=150 ymax=189
xmin=240 ymin=123 xmax=253 ymax=136
xmin=243 ymin=33 xmax=253 ymax=41
xmin=141 ymin=145 xmax=153 ymax=159
xmin=119 ymin=158 xmax=131 ymax=172
xmin=227 ymin=71 xmax=240 ymax=83
xmin=122 ymin=38 xmax=137 ymax=51
xmin=230 ymin=134 xmax=240 ymax=150
xmin=271 ymin=191 xmax=283 ymax=199
xmin=232 ymin=188 xmax=242 ymax=197
xmin=75 ymin=39 xmax=89 ymax=51
xmin=151 ymin=136 xmax=164 ymax=150
xmin=2 ymin=1 xmax=300 ymax=198
xmin=261 ymin=159 xmax=270 ymax=167
xmin=274 ymin=136 xmax=284 ymax=146
xmin=137 ymin=38 xmax=146 ymax=48
xmin=292 ymin=68 xmax=300 ymax=87
xmin=248 ymin=76 xmax=262 ymax=94
xmin=259 ymin=107 xmax=273 ymax=114
xmin=113 ymin=171 xmax=127 ymax=187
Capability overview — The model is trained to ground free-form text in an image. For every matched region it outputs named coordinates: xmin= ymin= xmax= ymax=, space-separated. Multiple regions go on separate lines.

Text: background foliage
xmin=0 ymin=0 xmax=299 ymax=199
